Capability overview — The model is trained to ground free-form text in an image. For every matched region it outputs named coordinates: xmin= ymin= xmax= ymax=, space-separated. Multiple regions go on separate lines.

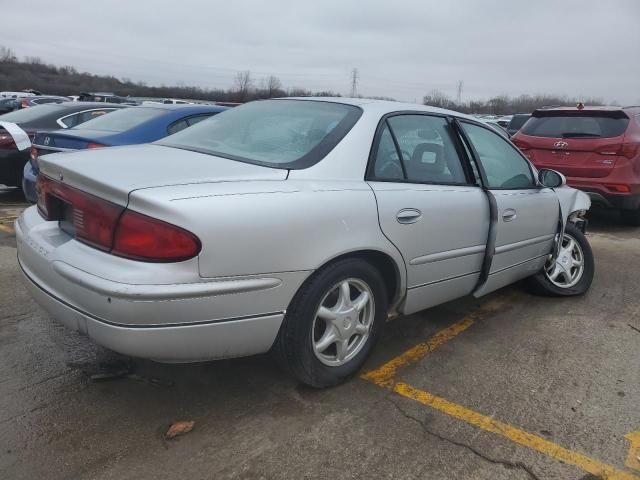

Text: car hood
xmin=38 ymin=143 xmax=288 ymax=205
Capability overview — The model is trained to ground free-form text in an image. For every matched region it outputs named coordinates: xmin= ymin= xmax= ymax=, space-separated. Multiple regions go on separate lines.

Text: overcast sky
xmin=2 ymin=0 xmax=639 ymax=104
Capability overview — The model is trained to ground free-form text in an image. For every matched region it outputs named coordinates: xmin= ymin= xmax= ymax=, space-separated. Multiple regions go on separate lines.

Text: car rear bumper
xmin=22 ymin=161 xmax=37 ymax=203
xmin=16 ymin=207 xmax=306 ymax=362
xmin=566 ymin=178 xmax=640 ymax=210
xmin=0 ymin=149 xmax=28 ymax=186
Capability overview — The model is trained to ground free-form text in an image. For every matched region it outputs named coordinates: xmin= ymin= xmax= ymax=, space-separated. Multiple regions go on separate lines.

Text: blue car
xmin=23 ymin=103 xmax=227 ymax=202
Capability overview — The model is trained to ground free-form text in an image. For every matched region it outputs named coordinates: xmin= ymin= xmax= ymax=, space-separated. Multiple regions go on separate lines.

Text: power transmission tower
xmin=351 ymin=68 xmax=359 ymax=97
xmin=456 ymin=80 xmax=464 ymax=104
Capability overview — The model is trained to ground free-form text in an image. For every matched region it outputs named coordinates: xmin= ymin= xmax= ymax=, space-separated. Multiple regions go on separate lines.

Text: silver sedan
xmin=16 ymin=98 xmax=594 ymax=387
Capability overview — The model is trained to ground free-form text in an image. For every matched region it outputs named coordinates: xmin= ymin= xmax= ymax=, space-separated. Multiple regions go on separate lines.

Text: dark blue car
xmin=23 ymin=103 xmax=228 ymax=202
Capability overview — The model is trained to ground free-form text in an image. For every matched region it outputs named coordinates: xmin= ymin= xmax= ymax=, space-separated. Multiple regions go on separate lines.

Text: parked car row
xmin=25 ymin=103 xmax=227 ymax=201
xmin=14 ymin=97 xmax=596 ymax=387
xmin=0 ymin=102 xmax=127 ymax=190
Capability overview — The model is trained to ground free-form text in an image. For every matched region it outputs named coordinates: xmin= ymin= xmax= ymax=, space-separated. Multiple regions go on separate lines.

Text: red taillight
xmin=620 ymin=143 xmax=639 ymax=160
xmin=37 ymin=174 xmax=124 ymax=250
xmin=0 ymin=133 xmax=16 ymax=150
xmin=86 ymin=142 xmax=105 ymax=149
xmin=113 ymin=210 xmax=201 ymax=262
xmin=21 ymin=98 xmax=30 ymax=108
xmin=603 ymin=183 xmax=631 ymax=193
xmin=37 ymin=175 xmax=200 ymax=262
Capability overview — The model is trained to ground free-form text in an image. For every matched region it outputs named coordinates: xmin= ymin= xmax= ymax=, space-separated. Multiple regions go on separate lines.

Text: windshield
xmin=0 ymin=104 xmax=66 ymax=123
xmin=75 ymin=106 xmax=163 ymax=132
xmin=160 ymin=99 xmax=362 ymax=169
xmin=521 ymin=114 xmax=629 ymax=138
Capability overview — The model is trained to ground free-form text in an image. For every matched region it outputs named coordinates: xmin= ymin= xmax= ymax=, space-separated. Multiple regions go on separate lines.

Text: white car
xmin=17 ymin=98 xmax=594 ymax=387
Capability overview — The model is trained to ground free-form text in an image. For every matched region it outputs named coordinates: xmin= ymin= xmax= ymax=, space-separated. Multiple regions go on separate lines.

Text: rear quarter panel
xmin=127 ymin=179 xmax=406 ymax=286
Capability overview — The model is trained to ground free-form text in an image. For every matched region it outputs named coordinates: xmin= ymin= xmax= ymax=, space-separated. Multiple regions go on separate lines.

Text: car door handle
xmin=396 ymin=208 xmax=422 ymax=224
xmin=502 ymin=209 xmax=517 ymax=222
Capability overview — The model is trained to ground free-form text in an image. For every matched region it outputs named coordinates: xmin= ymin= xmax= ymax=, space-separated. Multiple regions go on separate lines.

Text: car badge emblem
xmin=43 ymin=136 xmax=50 ymax=146
xmin=553 ymin=141 xmax=568 ymax=149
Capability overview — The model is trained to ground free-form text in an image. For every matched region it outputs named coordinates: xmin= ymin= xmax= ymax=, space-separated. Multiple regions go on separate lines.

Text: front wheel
xmin=525 ymin=222 xmax=594 ymax=296
xmin=272 ymin=258 xmax=388 ymax=388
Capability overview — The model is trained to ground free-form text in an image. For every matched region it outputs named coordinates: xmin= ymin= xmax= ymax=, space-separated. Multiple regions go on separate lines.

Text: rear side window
xmin=521 ymin=115 xmax=629 ymax=138
xmin=60 ymin=109 xmax=115 ymax=128
xmin=371 ymin=114 xmax=467 ymax=184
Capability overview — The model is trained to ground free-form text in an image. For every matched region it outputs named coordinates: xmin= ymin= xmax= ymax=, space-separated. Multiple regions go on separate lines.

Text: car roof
xmin=134 ymin=103 xmax=226 ymax=112
xmin=281 ymin=96 xmax=478 ymax=121
xmin=536 ymin=106 xmax=623 ymax=112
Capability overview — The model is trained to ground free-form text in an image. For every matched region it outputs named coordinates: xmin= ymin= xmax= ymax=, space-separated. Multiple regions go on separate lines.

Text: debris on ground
xmin=165 ymin=421 xmax=195 ymax=439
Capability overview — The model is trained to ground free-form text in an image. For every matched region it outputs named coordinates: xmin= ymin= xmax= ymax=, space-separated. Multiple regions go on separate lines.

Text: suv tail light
xmin=37 ymin=175 xmax=200 ymax=262
xmin=620 ymin=143 xmax=639 ymax=160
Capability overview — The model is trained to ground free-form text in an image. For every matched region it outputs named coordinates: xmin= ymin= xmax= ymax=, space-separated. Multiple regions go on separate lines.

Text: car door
xmin=458 ymin=121 xmax=560 ymax=296
xmin=367 ymin=113 xmax=490 ymax=315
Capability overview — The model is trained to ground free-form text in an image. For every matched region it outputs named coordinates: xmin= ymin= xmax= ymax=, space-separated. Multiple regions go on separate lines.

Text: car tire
xmin=525 ymin=222 xmax=594 ymax=297
xmin=272 ymin=258 xmax=388 ymax=388
xmin=620 ymin=209 xmax=640 ymax=227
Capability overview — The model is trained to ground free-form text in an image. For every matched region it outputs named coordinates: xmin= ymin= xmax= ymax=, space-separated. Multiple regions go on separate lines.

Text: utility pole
xmin=456 ymin=80 xmax=464 ymax=104
xmin=351 ymin=68 xmax=359 ymax=98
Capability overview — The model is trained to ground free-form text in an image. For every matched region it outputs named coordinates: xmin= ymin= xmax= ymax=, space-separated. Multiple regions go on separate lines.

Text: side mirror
xmin=538 ymin=168 xmax=566 ymax=188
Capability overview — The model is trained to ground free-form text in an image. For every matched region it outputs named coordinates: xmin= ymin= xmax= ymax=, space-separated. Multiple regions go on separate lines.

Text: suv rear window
xmin=521 ymin=114 xmax=629 ymax=138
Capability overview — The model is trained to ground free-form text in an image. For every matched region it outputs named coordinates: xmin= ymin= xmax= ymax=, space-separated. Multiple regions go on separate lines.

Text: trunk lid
xmin=514 ymin=109 xmax=630 ymax=178
xmin=33 ymin=129 xmax=114 ymax=153
xmin=38 ymin=143 xmax=288 ymax=205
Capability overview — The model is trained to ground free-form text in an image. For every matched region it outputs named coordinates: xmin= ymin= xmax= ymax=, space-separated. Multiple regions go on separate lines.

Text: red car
xmin=512 ymin=105 xmax=640 ymax=225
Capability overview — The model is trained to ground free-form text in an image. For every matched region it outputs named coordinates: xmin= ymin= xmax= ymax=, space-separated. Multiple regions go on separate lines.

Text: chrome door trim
xmin=409 ymin=244 xmax=486 ymax=266
xmin=493 ymin=233 xmax=555 ymax=255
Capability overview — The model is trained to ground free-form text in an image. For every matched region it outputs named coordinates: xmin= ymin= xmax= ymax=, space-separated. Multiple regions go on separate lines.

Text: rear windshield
xmin=0 ymin=104 xmax=66 ymax=123
xmin=160 ymin=99 xmax=362 ymax=169
xmin=521 ymin=114 xmax=629 ymax=138
xmin=75 ymin=106 xmax=164 ymax=132
xmin=508 ymin=115 xmax=530 ymax=131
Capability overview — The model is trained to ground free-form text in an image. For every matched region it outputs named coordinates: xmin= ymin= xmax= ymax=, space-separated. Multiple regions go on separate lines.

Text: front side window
xmin=461 ymin=122 xmax=535 ymax=189
xmin=160 ymin=99 xmax=362 ymax=169
xmin=370 ymin=114 xmax=467 ymax=184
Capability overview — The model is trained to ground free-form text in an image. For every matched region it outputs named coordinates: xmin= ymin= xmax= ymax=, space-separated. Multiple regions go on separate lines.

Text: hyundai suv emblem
xmin=553 ymin=141 xmax=569 ymax=149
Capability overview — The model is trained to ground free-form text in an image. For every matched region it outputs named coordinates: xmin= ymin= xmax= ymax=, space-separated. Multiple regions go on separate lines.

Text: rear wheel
xmin=620 ymin=209 xmax=640 ymax=227
xmin=272 ymin=258 xmax=387 ymax=388
xmin=525 ymin=222 xmax=594 ymax=296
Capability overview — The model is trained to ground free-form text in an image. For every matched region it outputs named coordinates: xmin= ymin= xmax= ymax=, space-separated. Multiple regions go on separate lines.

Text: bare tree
xmin=263 ymin=75 xmax=283 ymax=98
xmin=423 ymin=90 xmax=456 ymax=109
xmin=233 ymin=70 xmax=253 ymax=102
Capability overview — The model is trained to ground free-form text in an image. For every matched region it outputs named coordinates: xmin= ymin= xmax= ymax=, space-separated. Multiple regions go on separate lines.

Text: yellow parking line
xmin=0 ymin=224 xmax=14 ymax=234
xmin=395 ymin=383 xmax=639 ymax=480
xmin=361 ymin=294 xmax=639 ymax=479
xmin=361 ymin=295 xmax=513 ymax=387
